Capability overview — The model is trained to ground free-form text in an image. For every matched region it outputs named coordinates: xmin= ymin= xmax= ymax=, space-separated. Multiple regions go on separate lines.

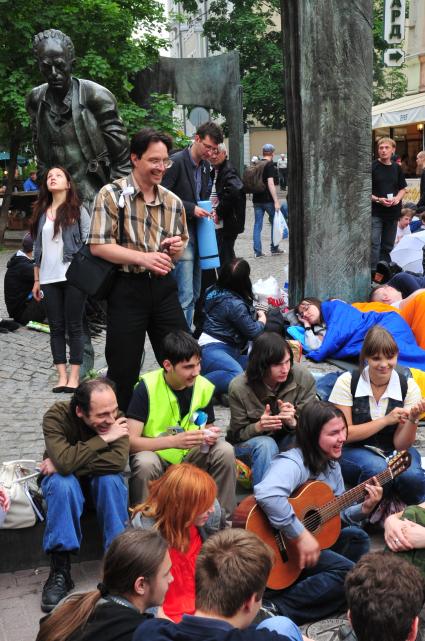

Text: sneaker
xmin=271 ymin=248 xmax=284 ymax=255
xmin=41 ymin=569 xmax=74 ymax=612
xmin=254 ymin=252 xmax=266 ymax=258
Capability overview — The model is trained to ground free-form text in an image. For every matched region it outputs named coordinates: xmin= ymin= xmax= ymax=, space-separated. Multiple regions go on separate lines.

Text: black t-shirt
xmin=127 ymin=379 xmax=215 ymax=426
xmin=253 ymin=161 xmax=278 ymax=204
xmin=372 ymin=159 xmax=407 ymax=219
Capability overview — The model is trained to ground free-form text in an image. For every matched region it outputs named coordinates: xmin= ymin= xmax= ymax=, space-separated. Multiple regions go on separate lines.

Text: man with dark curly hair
xmin=345 ymin=552 xmax=424 ymax=641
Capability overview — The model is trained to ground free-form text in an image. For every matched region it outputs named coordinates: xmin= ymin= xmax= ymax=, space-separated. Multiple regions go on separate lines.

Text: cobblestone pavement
xmin=0 ymin=193 xmax=406 ymax=639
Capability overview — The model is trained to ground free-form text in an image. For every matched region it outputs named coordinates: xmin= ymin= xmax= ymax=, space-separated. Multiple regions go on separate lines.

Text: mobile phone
xmin=167 ymin=426 xmax=184 ymax=435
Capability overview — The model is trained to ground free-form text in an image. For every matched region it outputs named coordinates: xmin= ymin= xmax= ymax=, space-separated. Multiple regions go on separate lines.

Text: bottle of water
xmin=282 ymin=264 xmax=289 ymax=308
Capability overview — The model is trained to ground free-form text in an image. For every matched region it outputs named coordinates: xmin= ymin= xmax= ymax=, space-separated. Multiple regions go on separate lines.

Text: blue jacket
xmin=202 ymin=286 xmax=264 ymax=349
xmin=33 ymin=206 xmax=91 ymax=267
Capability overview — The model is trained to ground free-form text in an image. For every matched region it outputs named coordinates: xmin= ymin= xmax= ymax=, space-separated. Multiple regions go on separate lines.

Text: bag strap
xmin=110 ymin=183 xmax=125 ymax=246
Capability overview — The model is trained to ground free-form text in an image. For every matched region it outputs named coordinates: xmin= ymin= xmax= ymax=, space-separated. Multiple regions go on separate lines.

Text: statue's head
xmin=33 ymin=29 xmax=75 ymax=95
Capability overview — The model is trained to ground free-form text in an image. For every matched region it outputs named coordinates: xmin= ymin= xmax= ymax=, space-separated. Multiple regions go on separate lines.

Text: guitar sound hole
xmin=303 ymin=509 xmax=321 ymax=533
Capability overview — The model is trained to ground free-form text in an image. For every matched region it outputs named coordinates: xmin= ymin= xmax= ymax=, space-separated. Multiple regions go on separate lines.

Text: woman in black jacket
xmin=36 ymin=529 xmax=172 ymax=641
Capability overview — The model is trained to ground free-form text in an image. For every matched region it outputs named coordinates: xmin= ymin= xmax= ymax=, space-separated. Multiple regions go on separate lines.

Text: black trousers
xmin=16 ymin=298 xmax=46 ymax=325
xmin=106 ymin=271 xmax=189 ymax=411
xmin=43 ymin=281 xmax=86 ymax=365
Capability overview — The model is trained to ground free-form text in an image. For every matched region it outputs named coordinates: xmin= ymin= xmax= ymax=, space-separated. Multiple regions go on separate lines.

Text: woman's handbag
xmin=0 ymin=460 xmax=44 ymax=529
xmin=66 ymin=197 xmax=124 ymax=300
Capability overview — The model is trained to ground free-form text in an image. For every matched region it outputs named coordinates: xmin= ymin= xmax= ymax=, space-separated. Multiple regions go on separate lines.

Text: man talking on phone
xmin=88 ymin=128 xmax=190 ymax=412
xmin=127 ymin=330 xmax=236 ymax=516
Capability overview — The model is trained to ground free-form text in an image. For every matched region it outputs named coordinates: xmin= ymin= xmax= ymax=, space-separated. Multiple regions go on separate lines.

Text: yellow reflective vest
xmin=141 ymin=369 xmax=215 ymax=464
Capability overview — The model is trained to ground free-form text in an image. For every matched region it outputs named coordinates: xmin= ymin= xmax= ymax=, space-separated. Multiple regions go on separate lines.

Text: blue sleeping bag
xmin=307 ymin=300 xmax=425 ymax=371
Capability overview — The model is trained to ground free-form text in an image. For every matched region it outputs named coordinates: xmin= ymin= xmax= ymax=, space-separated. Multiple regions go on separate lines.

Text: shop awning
xmin=372 ymin=93 xmax=425 ymax=129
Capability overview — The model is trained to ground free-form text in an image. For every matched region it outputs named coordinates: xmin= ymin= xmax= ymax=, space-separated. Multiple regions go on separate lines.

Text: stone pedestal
xmin=281 ymin=0 xmax=373 ymax=304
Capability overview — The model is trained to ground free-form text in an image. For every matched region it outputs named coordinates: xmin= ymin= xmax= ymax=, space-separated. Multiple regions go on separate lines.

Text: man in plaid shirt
xmin=87 ymin=128 xmax=190 ymax=410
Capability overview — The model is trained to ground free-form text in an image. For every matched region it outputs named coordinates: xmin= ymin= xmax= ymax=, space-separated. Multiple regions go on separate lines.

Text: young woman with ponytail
xmin=35 ymin=529 xmax=172 ymax=641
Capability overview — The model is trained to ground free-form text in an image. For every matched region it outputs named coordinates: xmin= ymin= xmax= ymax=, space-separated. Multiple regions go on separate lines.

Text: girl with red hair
xmin=131 ymin=463 xmax=224 ymax=622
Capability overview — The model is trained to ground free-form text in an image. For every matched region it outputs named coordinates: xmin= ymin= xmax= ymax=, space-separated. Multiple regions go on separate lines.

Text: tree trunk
xmin=281 ymin=0 xmax=373 ymax=304
xmin=0 ymin=132 xmax=22 ymax=243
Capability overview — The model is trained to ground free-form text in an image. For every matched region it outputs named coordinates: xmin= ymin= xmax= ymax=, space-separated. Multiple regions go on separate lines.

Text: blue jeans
xmin=257 ymin=616 xmax=302 ymax=641
xmin=41 ymin=473 xmax=128 ymax=553
xmin=173 ymin=234 xmax=202 ymax=328
xmin=234 ymin=436 xmax=280 ymax=487
xmin=201 ymin=343 xmax=247 ymax=396
xmin=266 ymin=526 xmax=369 ymax=624
xmin=253 ymin=202 xmax=280 ymax=255
xmin=341 ymin=445 xmax=425 ymax=505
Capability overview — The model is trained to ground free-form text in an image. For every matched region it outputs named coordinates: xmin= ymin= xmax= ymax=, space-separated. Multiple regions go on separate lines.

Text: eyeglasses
xmin=297 ymin=303 xmax=311 ymax=318
xmin=149 ymin=158 xmax=173 ymax=169
xmin=200 ymin=140 xmax=219 ymax=155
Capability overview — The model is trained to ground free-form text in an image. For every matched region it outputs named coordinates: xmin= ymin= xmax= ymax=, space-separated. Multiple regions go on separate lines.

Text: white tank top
xmin=39 ymin=217 xmax=70 ymax=285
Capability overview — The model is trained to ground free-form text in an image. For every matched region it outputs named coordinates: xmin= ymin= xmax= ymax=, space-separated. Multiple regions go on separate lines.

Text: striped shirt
xmin=87 ymin=173 xmax=188 ymax=273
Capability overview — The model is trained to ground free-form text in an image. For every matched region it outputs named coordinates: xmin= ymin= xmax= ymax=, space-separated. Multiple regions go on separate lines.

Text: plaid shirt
xmin=87 ymin=173 xmax=188 ymax=273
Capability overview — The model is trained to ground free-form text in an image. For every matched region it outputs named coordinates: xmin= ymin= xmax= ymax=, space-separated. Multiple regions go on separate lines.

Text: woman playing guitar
xmin=254 ymin=400 xmax=382 ymax=624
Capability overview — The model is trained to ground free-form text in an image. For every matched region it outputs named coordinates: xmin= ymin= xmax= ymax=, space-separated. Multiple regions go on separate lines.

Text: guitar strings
xmin=301 ymin=461 xmax=405 ymax=530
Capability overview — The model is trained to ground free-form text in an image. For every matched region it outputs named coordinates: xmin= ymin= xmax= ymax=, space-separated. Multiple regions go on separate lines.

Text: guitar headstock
xmin=386 ymin=450 xmax=412 ymax=479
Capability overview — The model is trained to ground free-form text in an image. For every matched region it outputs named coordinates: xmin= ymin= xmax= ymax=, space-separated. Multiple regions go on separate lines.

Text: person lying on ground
xmin=35 ymin=529 xmax=172 ymax=641
xmin=133 ymin=528 xmax=307 ymax=641
xmin=227 ymin=332 xmax=316 ymax=487
xmin=127 ymin=330 xmax=236 ymax=517
xmin=369 ymin=285 xmax=425 ymax=349
xmin=294 ymin=297 xmax=327 ymax=349
xmin=200 ymin=257 xmax=266 ymax=402
xmin=131 ymin=463 xmax=225 ymax=622
xmin=369 ymin=284 xmax=425 ymax=310
xmin=254 ymin=400 xmax=382 ymax=625
xmin=329 ymin=325 xmax=425 ymax=506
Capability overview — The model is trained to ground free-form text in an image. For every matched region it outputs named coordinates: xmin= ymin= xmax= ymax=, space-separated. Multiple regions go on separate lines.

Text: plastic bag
xmin=272 ymin=209 xmax=289 ymax=246
xmin=253 ymin=276 xmax=285 ymax=309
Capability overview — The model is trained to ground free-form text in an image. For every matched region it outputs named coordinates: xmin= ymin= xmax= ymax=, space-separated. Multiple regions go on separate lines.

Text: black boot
xmin=41 ymin=551 xmax=74 ymax=612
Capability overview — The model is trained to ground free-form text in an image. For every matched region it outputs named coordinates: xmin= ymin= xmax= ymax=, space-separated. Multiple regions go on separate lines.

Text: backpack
xmin=242 ymin=160 xmax=268 ymax=194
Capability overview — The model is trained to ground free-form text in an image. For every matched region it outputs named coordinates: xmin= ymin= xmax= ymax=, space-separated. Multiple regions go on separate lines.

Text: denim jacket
xmin=202 ymin=286 xmax=264 ymax=350
xmin=33 ymin=205 xmax=91 ymax=267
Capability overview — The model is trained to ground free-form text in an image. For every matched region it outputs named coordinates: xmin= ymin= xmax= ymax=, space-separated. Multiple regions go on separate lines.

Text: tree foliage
xmin=202 ymin=0 xmax=284 ymax=129
xmin=180 ymin=0 xmax=407 ymax=127
xmin=372 ymin=0 xmax=408 ymax=104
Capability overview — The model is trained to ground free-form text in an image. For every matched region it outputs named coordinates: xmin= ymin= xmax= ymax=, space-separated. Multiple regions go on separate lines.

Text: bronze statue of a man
xmin=26 ymin=29 xmax=131 ymax=206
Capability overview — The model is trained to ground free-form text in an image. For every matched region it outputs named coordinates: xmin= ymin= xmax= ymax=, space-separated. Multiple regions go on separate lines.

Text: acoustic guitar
xmin=232 ymin=450 xmax=411 ymax=590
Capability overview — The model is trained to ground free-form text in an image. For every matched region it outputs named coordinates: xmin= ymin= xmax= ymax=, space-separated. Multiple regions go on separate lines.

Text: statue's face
xmin=37 ymin=38 xmax=73 ymax=94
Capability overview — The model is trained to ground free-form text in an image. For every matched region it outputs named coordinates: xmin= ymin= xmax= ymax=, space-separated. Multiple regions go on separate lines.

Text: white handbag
xmin=0 ymin=459 xmax=44 ymax=529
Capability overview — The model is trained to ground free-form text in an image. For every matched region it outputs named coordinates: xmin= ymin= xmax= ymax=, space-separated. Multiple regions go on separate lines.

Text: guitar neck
xmin=319 ymin=467 xmax=393 ymax=522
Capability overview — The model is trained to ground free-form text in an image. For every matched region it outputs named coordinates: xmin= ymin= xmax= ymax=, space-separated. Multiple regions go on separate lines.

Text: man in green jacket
xmin=227 ymin=333 xmax=316 ymax=486
xmin=39 ymin=378 xmax=129 ymax=613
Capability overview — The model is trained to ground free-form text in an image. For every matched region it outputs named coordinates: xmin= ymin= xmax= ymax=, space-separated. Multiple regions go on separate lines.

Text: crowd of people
xmin=3 ymin=122 xmax=425 ymax=641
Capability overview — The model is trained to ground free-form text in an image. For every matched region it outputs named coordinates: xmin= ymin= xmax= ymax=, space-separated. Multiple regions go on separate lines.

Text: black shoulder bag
xmin=66 ymin=191 xmax=125 ymax=300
